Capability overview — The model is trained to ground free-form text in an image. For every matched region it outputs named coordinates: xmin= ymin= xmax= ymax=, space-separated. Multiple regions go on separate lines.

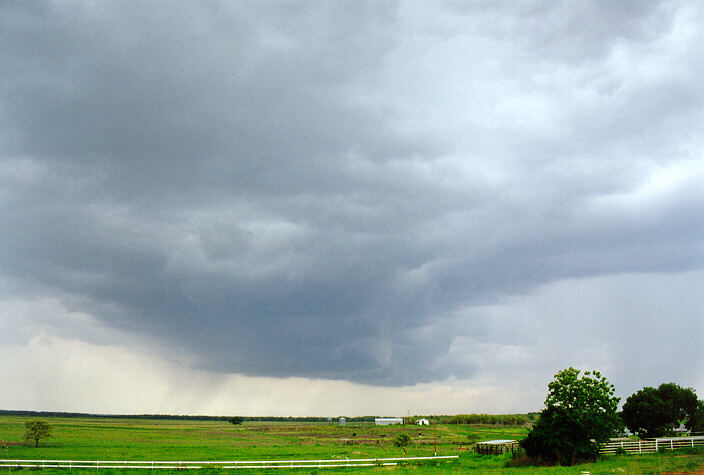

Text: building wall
xmin=375 ymin=418 xmax=403 ymax=425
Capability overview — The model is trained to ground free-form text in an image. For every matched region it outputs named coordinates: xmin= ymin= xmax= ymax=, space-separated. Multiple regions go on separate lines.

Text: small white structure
xmin=338 ymin=417 xmax=346 ymax=426
xmin=416 ymin=418 xmax=429 ymax=426
xmin=375 ymin=417 xmax=403 ymax=425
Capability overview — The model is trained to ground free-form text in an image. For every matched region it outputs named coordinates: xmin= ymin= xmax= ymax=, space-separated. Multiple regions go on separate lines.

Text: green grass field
xmin=1 ymin=415 xmax=703 ymax=473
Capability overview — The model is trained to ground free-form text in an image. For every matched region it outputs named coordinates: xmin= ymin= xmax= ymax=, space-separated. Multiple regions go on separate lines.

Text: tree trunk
xmin=35 ymin=438 xmax=39 ymax=447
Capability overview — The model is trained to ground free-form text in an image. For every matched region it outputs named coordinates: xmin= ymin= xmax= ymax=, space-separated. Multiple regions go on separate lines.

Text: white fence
xmin=601 ymin=436 xmax=704 ymax=455
xmin=0 ymin=455 xmax=458 ymax=470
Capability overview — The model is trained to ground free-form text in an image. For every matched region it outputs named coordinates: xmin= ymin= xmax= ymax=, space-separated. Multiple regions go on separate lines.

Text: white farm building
xmin=375 ymin=417 xmax=403 ymax=425
xmin=416 ymin=418 xmax=429 ymax=425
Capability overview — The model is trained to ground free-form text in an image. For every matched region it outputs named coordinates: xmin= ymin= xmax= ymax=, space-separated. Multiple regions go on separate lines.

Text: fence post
xmin=670 ymin=440 xmax=673 ymax=450
xmin=639 ymin=441 xmax=642 ymax=454
xmin=655 ymin=440 xmax=658 ymax=452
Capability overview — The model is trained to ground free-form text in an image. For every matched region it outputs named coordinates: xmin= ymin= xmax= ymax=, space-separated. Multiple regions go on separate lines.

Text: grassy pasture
xmin=1 ymin=416 xmax=507 ymax=461
xmin=1 ymin=415 xmax=703 ymax=473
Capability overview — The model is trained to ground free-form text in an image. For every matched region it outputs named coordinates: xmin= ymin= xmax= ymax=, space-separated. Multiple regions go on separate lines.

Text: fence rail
xmin=0 ymin=455 xmax=458 ymax=470
xmin=601 ymin=436 xmax=704 ymax=455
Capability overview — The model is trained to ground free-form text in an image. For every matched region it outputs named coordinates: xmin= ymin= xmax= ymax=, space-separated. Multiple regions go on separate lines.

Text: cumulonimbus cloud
xmin=1 ymin=1 xmax=702 ymax=389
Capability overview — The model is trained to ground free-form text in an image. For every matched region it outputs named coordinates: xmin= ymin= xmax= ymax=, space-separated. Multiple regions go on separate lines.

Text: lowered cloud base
xmin=1 ymin=272 xmax=701 ymax=414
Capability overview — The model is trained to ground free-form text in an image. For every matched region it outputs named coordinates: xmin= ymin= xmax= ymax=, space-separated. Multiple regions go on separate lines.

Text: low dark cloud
xmin=1 ymin=1 xmax=702 ymax=386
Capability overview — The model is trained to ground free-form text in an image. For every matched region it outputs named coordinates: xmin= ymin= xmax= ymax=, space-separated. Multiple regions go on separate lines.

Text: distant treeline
xmin=420 ymin=413 xmax=535 ymax=425
xmin=0 ymin=410 xmax=232 ymax=421
xmin=1 ymin=410 xmax=536 ymax=425
xmin=0 ymin=410 xmax=376 ymax=423
xmin=241 ymin=416 xmax=379 ymax=423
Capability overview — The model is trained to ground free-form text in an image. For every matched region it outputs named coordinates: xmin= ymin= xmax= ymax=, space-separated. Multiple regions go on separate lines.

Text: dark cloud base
xmin=1 ymin=1 xmax=702 ymax=386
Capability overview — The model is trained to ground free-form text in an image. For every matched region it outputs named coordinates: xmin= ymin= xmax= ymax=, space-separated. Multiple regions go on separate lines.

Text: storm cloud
xmin=1 ymin=0 xmax=702 ymax=399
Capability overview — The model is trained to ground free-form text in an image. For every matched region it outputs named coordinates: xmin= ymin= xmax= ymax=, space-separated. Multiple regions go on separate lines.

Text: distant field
xmin=1 ymin=415 xmax=703 ymax=473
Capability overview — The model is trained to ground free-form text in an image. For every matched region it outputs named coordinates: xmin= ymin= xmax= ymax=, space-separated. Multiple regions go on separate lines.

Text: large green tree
xmin=692 ymin=400 xmax=704 ymax=433
xmin=520 ymin=368 xmax=622 ymax=465
xmin=621 ymin=383 xmax=698 ymax=438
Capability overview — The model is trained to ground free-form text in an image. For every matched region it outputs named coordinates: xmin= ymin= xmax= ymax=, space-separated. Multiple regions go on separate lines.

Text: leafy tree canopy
xmin=621 ymin=383 xmax=698 ymax=438
xmin=393 ymin=433 xmax=412 ymax=454
xmin=692 ymin=400 xmax=704 ymax=433
xmin=520 ymin=367 xmax=622 ymax=465
xmin=229 ymin=416 xmax=244 ymax=425
xmin=24 ymin=419 xmax=52 ymax=447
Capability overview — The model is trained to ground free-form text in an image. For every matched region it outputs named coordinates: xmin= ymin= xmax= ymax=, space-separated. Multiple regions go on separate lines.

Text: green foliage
xmin=24 ymin=419 xmax=52 ymax=447
xmin=393 ymin=433 xmax=412 ymax=454
xmin=394 ymin=433 xmax=412 ymax=447
xmin=692 ymin=400 xmax=704 ymax=433
xmin=520 ymin=367 xmax=622 ymax=465
xmin=229 ymin=416 xmax=244 ymax=425
xmin=434 ymin=413 xmax=530 ymax=425
xmin=621 ymin=383 xmax=698 ymax=437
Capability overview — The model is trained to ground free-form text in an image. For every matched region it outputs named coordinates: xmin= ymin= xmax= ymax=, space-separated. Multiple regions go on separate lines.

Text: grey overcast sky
xmin=1 ymin=0 xmax=702 ymax=415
